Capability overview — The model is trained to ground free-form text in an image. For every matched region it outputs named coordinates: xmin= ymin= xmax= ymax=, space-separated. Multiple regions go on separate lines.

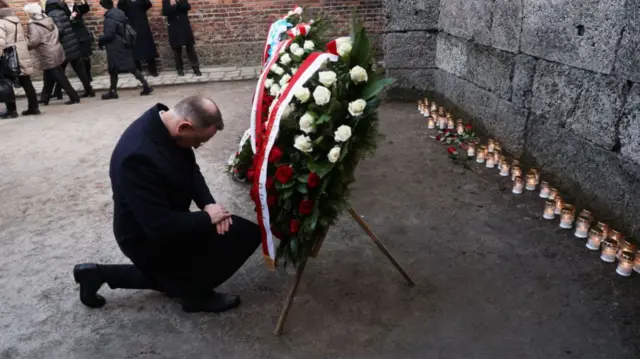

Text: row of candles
xmin=418 ymin=99 xmax=640 ymax=277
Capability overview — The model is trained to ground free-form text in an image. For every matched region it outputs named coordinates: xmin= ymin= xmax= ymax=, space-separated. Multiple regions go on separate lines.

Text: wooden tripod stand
xmin=273 ymin=206 xmax=416 ymax=336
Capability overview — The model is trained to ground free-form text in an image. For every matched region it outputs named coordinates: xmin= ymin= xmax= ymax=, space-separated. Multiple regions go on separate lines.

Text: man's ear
xmin=176 ymin=121 xmax=193 ymax=134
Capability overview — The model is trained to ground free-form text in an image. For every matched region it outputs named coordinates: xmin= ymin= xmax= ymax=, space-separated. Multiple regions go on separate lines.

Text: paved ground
xmin=14 ymin=66 xmax=261 ymax=97
xmin=0 ymin=82 xmax=638 ymax=359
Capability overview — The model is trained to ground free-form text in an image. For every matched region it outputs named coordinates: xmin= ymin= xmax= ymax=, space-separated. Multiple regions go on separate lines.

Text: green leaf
xmin=283 ymin=188 xmax=295 ymax=199
xmin=297 ymin=183 xmax=308 ymax=193
xmin=308 ymin=203 xmax=320 ymax=231
xmin=316 ymin=113 xmax=331 ymax=125
xmin=361 ymin=78 xmax=395 ymax=100
xmin=296 ymin=174 xmax=308 ymax=183
xmin=313 ymin=135 xmax=325 ymax=145
xmin=308 ymin=160 xmax=335 ymax=178
xmin=282 ymin=180 xmax=296 ymax=189
xmin=339 ymin=144 xmax=349 ymax=161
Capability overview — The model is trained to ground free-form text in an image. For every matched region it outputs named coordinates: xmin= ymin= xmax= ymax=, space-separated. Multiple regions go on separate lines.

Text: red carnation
xmin=266 ymin=176 xmax=275 ymax=189
xmin=447 ymin=146 xmax=457 ymax=155
xmin=268 ymin=193 xmax=278 ymax=207
xmin=435 ymin=134 xmax=442 ymax=141
xmin=307 ymin=172 xmax=320 ymax=188
xmin=275 ymin=165 xmax=293 ymax=183
xmin=269 ymin=146 xmax=283 ymax=163
xmin=465 ymin=124 xmax=472 ymax=130
xmin=290 ymin=219 xmax=300 ymax=234
xmin=299 ymin=199 xmax=314 ymax=215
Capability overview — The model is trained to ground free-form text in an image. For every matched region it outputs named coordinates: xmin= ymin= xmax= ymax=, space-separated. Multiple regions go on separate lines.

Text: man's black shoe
xmin=73 ymin=263 xmax=106 ymax=308
xmin=181 ymin=292 xmax=241 ymax=313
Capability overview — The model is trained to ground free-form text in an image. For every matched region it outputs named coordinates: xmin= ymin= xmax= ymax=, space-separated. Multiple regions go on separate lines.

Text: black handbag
xmin=0 ymin=77 xmax=16 ymax=102
xmin=0 ymin=24 xmax=21 ymax=78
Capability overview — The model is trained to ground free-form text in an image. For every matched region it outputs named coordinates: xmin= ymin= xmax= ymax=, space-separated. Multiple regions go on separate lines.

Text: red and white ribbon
xmin=253 ymin=51 xmax=339 ymax=266
xmin=325 ymin=36 xmax=351 ymax=56
xmin=250 ymin=40 xmax=292 ymax=153
xmin=286 ymin=23 xmax=310 ymax=38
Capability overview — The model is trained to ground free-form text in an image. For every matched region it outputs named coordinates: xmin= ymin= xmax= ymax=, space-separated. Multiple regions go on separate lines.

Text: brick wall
xmin=10 ymin=0 xmax=383 ymax=73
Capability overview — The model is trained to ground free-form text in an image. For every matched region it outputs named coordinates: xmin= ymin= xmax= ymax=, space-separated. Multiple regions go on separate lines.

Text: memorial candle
xmin=467 ymin=143 xmax=476 ymax=157
xmin=616 ymin=240 xmax=635 ymax=261
xmin=511 ymin=165 xmax=522 ymax=181
xmin=586 ymin=228 xmax=603 ymax=250
xmin=427 ymin=116 xmax=435 ymax=129
xmin=616 ymin=251 xmax=635 ymax=277
xmin=600 ymin=237 xmax=618 ymax=263
xmin=531 ymin=168 xmax=540 ymax=185
xmin=596 ymin=222 xmax=610 ymax=242
xmin=539 ymin=181 xmax=550 ymax=198
xmin=574 ymin=216 xmax=590 ymax=238
xmin=447 ymin=115 xmax=455 ymax=130
xmin=493 ymin=150 xmax=501 ymax=165
xmin=499 ymin=160 xmax=510 ymax=176
xmin=548 ymin=188 xmax=558 ymax=200
xmin=476 ymin=146 xmax=486 ymax=163
xmin=457 ymin=122 xmax=464 ymax=135
xmin=487 ymin=139 xmax=495 ymax=153
xmin=525 ymin=173 xmax=537 ymax=191
xmin=559 ymin=205 xmax=575 ymax=229
xmin=485 ymin=153 xmax=496 ymax=168
xmin=579 ymin=209 xmax=593 ymax=222
xmin=554 ymin=196 xmax=564 ymax=215
xmin=494 ymin=142 xmax=502 ymax=153
xmin=430 ymin=102 xmax=437 ymax=113
xmin=512 ymin=176 xmax=524 ymax=194
xmin=543 ymin=201 xmax=555 ymax=220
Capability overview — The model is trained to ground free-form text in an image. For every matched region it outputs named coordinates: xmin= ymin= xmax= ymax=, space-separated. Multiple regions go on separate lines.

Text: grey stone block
xmin=511 ymin=54 xmax=537 ymax=107
xmin=465 ymin=44 xmax=515 ymax=100
xmin=384 ymin=0 xmax=440 ymax=31
xmin=490 ymin=100 xmax=529 ymax=155
xmin=614 ymin=0 xmax=640 ymax=82
xmin=531 ymin=60 xmax=628 ymax=149
xmin=439 ymin=0 xmax=493 ymax=47
xmin=491 ymin=0 xmax=523 ymax=52
xmin=620 ymin=83 xmax=640 ymax=164
xmin=434 ymin=68 xmax=467 ymax=106
xmin=435 ymin=33 xmax=468 ymax=77
xmin=386 ymin=69 xmax=437 ymax=93
xmin=435 ymin=69 xmax=499 ymax=124
xmin=384 ymin=32 xmax=437 ymax=69
xmin=524 ymin=113 xmax=640 ymax=236
xmin=520 ymin=0 xmax=626 ymax=74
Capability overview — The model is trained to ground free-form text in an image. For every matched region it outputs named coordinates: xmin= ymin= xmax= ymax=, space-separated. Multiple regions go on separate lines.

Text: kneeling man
xmin=73 ymin=96 xmax=261 ymax=313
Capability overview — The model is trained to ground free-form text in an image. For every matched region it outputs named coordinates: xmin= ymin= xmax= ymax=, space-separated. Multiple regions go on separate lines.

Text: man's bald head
xmin=173 ymin=96 xmax=224 ymax=131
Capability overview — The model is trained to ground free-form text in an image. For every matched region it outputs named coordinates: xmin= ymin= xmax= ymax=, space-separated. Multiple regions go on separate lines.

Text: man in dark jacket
xmin=118 ymin=0 xmax=159 ymax=76
xmin=98 ymin=0 xmax=152 ymax=99
xmin=44 ymin=0 xmax=93 ymax=98
xmin=162 ymin=0 xmax=201 ymax=76
xmin=73 ymin=96 xmax=261 ymax=313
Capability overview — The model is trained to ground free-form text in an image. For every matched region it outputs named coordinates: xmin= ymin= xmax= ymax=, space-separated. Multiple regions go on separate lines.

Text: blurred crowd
xmin=0 ymin=0 xmax=200 ymax=119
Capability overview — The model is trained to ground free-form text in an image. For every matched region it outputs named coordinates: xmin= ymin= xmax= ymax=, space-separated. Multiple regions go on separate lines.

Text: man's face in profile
xmin=175 ymin=122 xmax=218 ymax=149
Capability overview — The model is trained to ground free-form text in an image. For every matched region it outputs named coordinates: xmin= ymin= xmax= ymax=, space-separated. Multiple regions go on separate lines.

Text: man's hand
xmin=204 ymin=204 xmax=233 ymax=234
xmin=170 ymin=0 xmax=176 ymax=6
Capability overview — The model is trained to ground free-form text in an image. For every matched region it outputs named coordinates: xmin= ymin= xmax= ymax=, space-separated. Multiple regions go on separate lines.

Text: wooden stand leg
xmin=273 ymin=259 xmax=307 ymax=336
xmin=347 ymin=207 xmax=416 ymax=287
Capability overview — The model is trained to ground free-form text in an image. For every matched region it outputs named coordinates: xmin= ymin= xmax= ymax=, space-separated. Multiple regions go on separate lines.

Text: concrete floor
xmin=0 ymin=82 xmax=638 ymax=359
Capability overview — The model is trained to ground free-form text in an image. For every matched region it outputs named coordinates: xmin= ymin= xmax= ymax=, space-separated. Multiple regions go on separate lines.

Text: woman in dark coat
xmin=44 ymin=0 xmax=93 ymax=97
xmin=98 ymin=0 xmax=152 ymax=100
xmin=118 ymin=0 xmax=159 ymax=76
xmin=162 ymin=0 xmax=200 ymax=76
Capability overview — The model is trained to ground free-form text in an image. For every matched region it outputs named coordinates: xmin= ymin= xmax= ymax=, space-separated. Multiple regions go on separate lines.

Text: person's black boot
xmin=0 ymin=111 xmax=18 ymax=119
xmin=73 ymin=263 xmax=106 ymax=308
xmin=140 ymin=84 xmax=153 ymax=96
xmin=81 ymin=90 xmax=95 ymax=98
xmin=21 ymin=108 xmax=41 ymax=116
xmin=177 ymin=69 xmax=185 ymax=76
xmin=193 ymin=68 xmax=202 ymax=76
xmin=181 ymin=292 xmax=241 ymax=313
xmin=101 ymin=91 xmax=119 ymax=100
xmin=150 ymin=71 xmax=159 ymax=77
xmin=65 ymin=98 xmax=80 ymax=105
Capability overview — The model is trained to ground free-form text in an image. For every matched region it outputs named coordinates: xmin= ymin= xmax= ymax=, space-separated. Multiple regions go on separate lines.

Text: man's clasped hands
xmin=204 ymin=204 xmax=234 ymax=235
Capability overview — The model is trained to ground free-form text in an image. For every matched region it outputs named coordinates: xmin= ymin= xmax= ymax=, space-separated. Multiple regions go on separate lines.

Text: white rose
xmin=292 ymin=47 xmax=305 ymax=57
xmin=348 ymin=99 xmax=367 ymax=117
xmin=279 ymin=74 xmax=291 ymax=87
xmin=270 ymin=65 xmax=281 ymax=73
xmin=290 ymin=43 xmax=301 ymax=53
xmin=265 ymin=78 xmax=274 ymax=89
xmin=349 ymin=66 xmax=368 ymax=84
xmin=318 ymin=71 xmax=337 ymax=87
xmin=291 ymin=67 xmax=298 ymax=75
xmin=313 ymin=86 xmax=331 ymax=106
xmin=299 ymin=112 xmax=315 ymax=134
xmin=274 ymin=66 xmax=284 ymax=75
xmin=327 ymin=146 xmax=341 ymax=163
xmin=294 ymin=86 xmax=310 ymax=103
xmin=269 ymin=84 xmax=281 ymax=97
xmin=294 ymin=135 xmax=313 ymax=153
xmin=304 ymin=40 xmax=315 ymax=51
xmin=282 ymin=103 xmax=295 ymax=119
xmin=336 ymin=37 xmax=353 ymax=56
xmin=280 ymin=54 xmax=292 ymax=66
xmin=334 ymin=125 xmax=352 ymax=142
xmin=293 ymin=6 xmax=303 ymax=15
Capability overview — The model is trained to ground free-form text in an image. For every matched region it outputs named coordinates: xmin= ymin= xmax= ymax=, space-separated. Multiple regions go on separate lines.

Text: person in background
xmin=24 ymin=2 xmax=80 ymax=106
xmin=44 ymin=0 xmax=94 ymax=99
xmin=98 ymin=0 xmax=152 ymax=100
xmin=118 ymin=0 xmax=159 ymax=77
xmin=162 ymin=0 xmax=201 ymax=76
xmin=0 ymin=0 xmax=38 ymax=118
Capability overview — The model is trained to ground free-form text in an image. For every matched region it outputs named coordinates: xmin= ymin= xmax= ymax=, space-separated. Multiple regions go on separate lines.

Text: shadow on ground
xmin=0 ymin=83 xmax=638 ymax=359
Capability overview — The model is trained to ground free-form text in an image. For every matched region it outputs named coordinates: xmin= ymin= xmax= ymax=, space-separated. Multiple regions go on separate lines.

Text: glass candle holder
xmin=447 ymin=117 xmax=455 ymax=130
xmin=539 ymin=181 xmax=550 ymax=198
xmin=439 ymin=117 xmax=447 ymax=130
xmin=554 ymin=196 xmax=564 ymax=215
xmin=512 ymin=159 xmax=520 ymax=167
xmin=579 ymin=209 xmax=592 ymax=222
xmin=609 ymin=230 xmax=622 ymax=242
xmin=525 ymin=173 xmax=537 ymax=191
xmin=574 ymin=216 xmax=590 ymax=238
xmin=427 ymin=116 xmax=435 ymax=129
xmin=531 ymin=168 xmax=540 ymax=185
xmin=548 ymin=188 xmax=558 ymax=200
xmin=586 ymin=228 xmax=603 ymax=250
xmin=512 ymin=176 xmax=524 ymax=194
xmin=616 ymin=251 xmax=635 ymax=277
xmin=634 ymin=252 xmax=640 ymax=274
xmin=430 ymin=102 xmax=437 ymax=113
xmin=616 ymin=240 xmax=636 ymax=261
xmin=600 ymin=237 xmax=618 ymax=263
xmin=499 ymin=160 xmax=510 ymax=176
xmin=511 ymin=165 xmax=522 ymax=181
xmin=476 ymin=146 xmax=486 ymax=163
xmin=456 ymin=123 xmax=464 ymax=135
xmin=487 ymin=139 xmax=495 ymax=153
xmin=543 ymin=200 xmax=555 ymax=220
xmin=438 ymin=106 xmax=445 ymax=116
xmin=559 ymin=205 xmax=575 ymax=229
xmin=494 ymin=142 xmax=502 ymax=153
xmin=485 ymin=154 xmax=496 ymax=168
xmin=596 ymin=222 xmax=610 ymax=242
xmin=493 ymin=150 xmax=501 ymax=165
xmin=467 ymin=143 xmax=476 ymax=157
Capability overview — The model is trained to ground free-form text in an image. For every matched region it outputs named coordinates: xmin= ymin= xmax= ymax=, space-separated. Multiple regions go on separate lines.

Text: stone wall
xmin=384 ymin=0 xmax=640 ymax=236
xmin=10 ymin=0 xmax=383 ymax=74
